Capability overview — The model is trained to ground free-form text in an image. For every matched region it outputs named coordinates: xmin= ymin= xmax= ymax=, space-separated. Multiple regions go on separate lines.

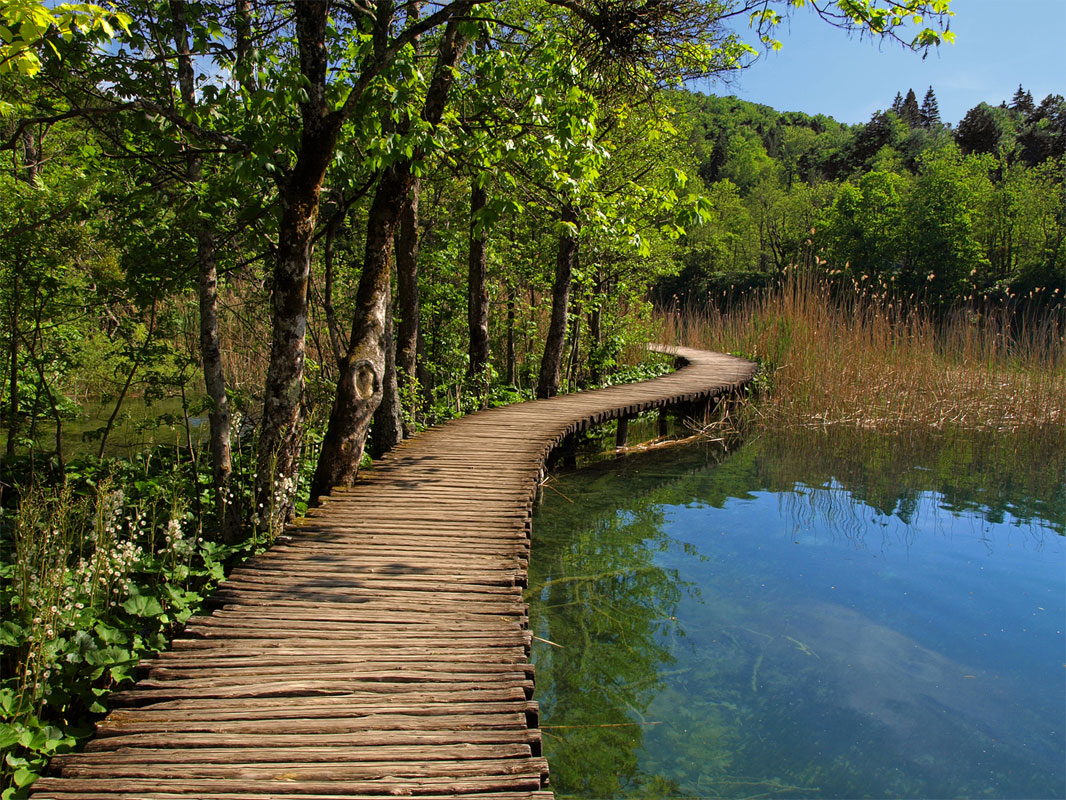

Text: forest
xmin=0 ymin=0 xmax=1062 ymax=793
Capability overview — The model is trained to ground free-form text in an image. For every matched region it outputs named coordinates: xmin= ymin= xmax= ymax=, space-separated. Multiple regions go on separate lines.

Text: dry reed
xmin=659 ymin=270 xmax=1065 ymax=438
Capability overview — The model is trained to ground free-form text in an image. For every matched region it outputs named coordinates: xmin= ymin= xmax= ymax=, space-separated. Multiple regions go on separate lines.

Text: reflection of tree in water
xmin=530 ymin=444 xmax=827 ymax=799
xmin=529 ymin=425 xmax=1063 ymax=799
xmin=758 ymin=425 xmax=1065 ymax=538
xmin=528 ymin=445 xmax=722 ymax=798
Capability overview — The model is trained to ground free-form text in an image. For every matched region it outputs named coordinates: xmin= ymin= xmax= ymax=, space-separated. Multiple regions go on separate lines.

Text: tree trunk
xmin=370 ymin=275 xmax=403 ymax=458
xmin=312 ymin=19 xmax=471 ymax=498
xmin=311 ymin=163 xmax=410 ymax=499
xmin=505 ymin=283 xmax=516 ymax=386
xmin=172 ymin=0 xmax=239 ymax=542
xmin=395 ymin=177 xmax=421 ymax=435
xmin=537 ymin=205 xmax=578 ymax=399
xmin=467 ymin=177 xmax=490 ymax=380
xmin=322 ymin=206 xmax=346 ymax=363
xmin=5 ymin=268 xmax=19 ymax=458
xmin=566 ymin=298 xmax=581 ymax=390
xmin=255 ymin=2 xmax=341 ymax=528
xmin=395 ymin=0 xmax=423 ymax=436
xmin=588 ymin=290 xmax=603 ymax=385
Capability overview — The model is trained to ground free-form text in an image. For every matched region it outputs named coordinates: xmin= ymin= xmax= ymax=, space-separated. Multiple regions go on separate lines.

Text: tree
xmin=1017 ymin=93 xmax=1066 ymax=165
xmin=0 ymin=1 xmax=129 ymax=108
xmin=1010 ymin=84 xmax=1035 ymax=116
xmin=850 ymin=109 xmax=906 ymax=171
xmin=955 ymin=102 xmax=1012 ymax=156
xmin=920 ymin=86 xmax=941 ymax=129
xmin=899 ymin=87 xmax=922 ymax=128
xmin=819 ymin=169 xmax=909 ymax=278
xmin=309 ymin=11 xmax=477 ymax=501
xmin=903 ymin=146 xmax=987 ymax=301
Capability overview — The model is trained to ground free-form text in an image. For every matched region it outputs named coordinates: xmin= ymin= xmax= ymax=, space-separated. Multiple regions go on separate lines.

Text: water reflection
xmin=528 ymin=427 xmax=1065 ymax=799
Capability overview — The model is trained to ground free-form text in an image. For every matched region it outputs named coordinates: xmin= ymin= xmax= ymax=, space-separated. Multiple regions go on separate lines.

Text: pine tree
xmin=891 ymin=91 xmax=904 ymax=116
xmin=1010 ymin=84 xmax=1035 ymax=116
xmin=920 ymin=86 xmax=941 ymax=129
xmin=900 ymin=88 xmax=922 ymax=128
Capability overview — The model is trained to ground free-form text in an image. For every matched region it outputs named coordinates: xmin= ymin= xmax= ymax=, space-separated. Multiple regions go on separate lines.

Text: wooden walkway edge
xmin=30 ymin=346 xmax=755 ymax=800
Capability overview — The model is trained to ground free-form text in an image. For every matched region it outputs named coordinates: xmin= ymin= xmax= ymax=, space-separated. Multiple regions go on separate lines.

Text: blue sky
xmin=692 ymin=0 xmax=1066 ymax=126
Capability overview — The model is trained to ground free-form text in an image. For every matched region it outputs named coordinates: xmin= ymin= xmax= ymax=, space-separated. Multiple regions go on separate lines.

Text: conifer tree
xmin=900 ymin=88 xmax=922 ymax=128
xmin=891 ymin=91 xmax=904 ymax=116
xmin=1010 ymin=84 xmax=1035 ymax=116
xmin=920 ymin=86 xmax=941 ymax=129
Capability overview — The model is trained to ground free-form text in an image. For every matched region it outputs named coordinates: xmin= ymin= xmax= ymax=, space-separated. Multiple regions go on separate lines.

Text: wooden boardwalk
xmin=31 ymin=346 xmax=755 ymax=800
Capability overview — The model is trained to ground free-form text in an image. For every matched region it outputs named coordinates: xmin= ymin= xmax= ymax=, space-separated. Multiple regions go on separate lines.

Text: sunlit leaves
xmin=753 ymin=0 xmax=955 ymax=53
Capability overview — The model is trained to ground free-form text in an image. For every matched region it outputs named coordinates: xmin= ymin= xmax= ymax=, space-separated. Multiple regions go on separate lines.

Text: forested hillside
xmin=660 ymin=86 xmax=1066 ymax=307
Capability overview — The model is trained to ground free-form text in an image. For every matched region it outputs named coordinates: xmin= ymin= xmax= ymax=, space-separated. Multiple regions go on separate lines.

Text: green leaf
xmin=0 ymin=620 xmax=24 ymax=646
xmin=13 ymin=767 xmax=37 ymax=787
xmin=121 ymin=595 xmax=163 ymax=618
xmin=0 ymin=723 xmax=20 ymax=750
xmin=94 ymin=622 xmax=127 ymax=645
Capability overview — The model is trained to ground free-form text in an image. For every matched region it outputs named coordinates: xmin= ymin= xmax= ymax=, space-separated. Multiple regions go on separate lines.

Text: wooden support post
xmin=615 ymin=416 xmax=629 ymax=447
xmin=657 ymin=407 xmax=670 ymax=438
xmin=561 ymin=432 xmax=577 ymax=468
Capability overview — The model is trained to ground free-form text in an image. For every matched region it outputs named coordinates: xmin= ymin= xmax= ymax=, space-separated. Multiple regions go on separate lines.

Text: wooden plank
xmin=51 ymin=743 xmax=534 ymax=765
xmin=99 ymin=700 xmax=540 ymax=724
xmin=32 ymin=776 xmax=548 ymax=795
xmin=85 ymin=727 xmax=544 ymax=751
xmin=108 ymin=678 xmax=536 ymax=704
xmin=56 ymin=757 xmax=551 ymax=780
xmin=94 ymin=712 xmax=533 ymax=736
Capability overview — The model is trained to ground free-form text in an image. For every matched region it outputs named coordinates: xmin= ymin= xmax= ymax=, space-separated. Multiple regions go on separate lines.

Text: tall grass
xmin=659 ymin=270 xmax=1065 ymax=437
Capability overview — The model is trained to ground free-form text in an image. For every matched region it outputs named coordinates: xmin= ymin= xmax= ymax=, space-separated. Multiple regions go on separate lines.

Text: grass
xmin=659 ymin=269 xmax=1065 ymax=439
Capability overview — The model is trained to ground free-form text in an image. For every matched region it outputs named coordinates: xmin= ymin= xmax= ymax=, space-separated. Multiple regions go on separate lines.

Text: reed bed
xmin=659 ymin=270 xmax=1065 ymax=438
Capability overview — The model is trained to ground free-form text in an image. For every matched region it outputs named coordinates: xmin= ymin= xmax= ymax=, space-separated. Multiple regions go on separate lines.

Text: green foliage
xmin=0 ymin=448 xmax=265 ymax=794
xmin=665 ymin=86 xmax=1065 ymax=311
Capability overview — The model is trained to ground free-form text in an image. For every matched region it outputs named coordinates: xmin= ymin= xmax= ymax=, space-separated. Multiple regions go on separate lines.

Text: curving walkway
xmin=31 ymin=346 xmax=755 ymax=800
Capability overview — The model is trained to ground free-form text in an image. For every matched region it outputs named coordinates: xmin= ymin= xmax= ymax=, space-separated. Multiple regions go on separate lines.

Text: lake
xmin=528 ymin=426 xmax=1065 ymax=799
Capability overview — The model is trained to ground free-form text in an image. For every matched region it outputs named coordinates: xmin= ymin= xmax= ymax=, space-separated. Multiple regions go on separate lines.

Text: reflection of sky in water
xmin=654 ymin=489 xmax=1064 ymax=798
xmin=530 ymin=436 xmax=1066 ymax=800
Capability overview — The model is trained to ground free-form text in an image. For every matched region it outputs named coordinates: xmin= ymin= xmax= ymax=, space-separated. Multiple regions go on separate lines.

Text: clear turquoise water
xmin=528 ymin=429 xmax=1065 ymax=799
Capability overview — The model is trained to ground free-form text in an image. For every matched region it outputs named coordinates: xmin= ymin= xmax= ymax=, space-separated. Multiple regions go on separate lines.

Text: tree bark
xmin=322 ymin=206 xmax=346 ymax=363
xmin=394 ymin=0 xmax=423 ymax=437
xmin=370 ymin=274 xmax=403 ymax=457
xmin=467 ymin=177 xmax=490 ymax=379
xmin=171 ymin=0 xmax=239 ymax=542
xmin=537 ymin=204 xmax=578 ymax=399
xmin=311 ymin=163 xmax=409 ymax=499
xmin=395 ymin=177 xmax=421 ymax=435
xmin=505 ymin=283 xmax=516 ymax=386
xmin=255 ymin=2 xmax=341 ymax=527
xmin=566 ymin=297 xmax=581 ymax=390
xmin=588 ymin=267 xmax=603 ymax=385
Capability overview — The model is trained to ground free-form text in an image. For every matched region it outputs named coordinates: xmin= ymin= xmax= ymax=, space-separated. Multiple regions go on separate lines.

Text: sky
xmin=691 ymin=0 xmax=1066 ymax=126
